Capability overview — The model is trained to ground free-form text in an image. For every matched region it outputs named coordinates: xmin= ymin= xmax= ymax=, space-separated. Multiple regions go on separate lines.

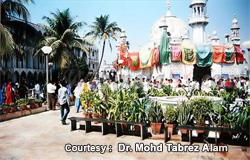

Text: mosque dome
xmin=148 ymin=15 xmax=189 ymax=48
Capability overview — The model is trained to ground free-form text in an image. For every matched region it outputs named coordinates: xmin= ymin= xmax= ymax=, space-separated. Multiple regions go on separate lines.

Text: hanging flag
xmin=212 ymin=45 xmax=225 ymax=63
xmin=195 ymin=44 xmax=213 ymax=67
xmin=120 ymin=43 xmax=127 ymax=66
xmin=171 ymin=45 xmax=182 ymax=62
xmin=235 ymin=45 xmax=244 ymax=64
xmin=160 ymin=29 xmax=170 ymax=64
xmin=151 ymin=47 xmax=160 ymax=66
xmin=128 ymin=52 xmax=140 ymax=70
xmin=181 ymin=43 xmax=196 ymax=65
xmin=224 ymin=45 xmax=235 ymax=63
xmin=139 ymin=50 xmax=152 ymax=69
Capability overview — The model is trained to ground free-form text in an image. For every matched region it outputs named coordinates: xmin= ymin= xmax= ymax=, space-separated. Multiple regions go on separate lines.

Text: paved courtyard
xmin=0 ymin=105 xmax=249 ymax=160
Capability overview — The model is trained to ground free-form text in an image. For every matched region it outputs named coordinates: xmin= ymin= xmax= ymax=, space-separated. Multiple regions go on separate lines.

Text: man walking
xmin=47 ymin=81 xmax=56 ymax=110
xmin=58 ymin=80 xmax=70 ymax=125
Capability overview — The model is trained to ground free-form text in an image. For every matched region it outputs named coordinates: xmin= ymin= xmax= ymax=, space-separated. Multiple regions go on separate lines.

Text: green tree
xmin=1 ymin=0 xmax=40 ymax=59
xmin=86 ymin=15 xmax=121 ymax=78
xmin=36 ymin=8 xmax=89 ymax=69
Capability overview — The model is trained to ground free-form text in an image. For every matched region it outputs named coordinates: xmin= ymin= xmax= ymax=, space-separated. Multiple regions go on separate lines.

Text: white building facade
xmin=114 ymin=0 xmax=244 ymax=82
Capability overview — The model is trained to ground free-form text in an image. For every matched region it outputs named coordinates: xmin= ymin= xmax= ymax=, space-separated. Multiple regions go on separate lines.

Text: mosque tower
xmin=231 ymin=14 xmax=241 ymax=45
xmin=189 ymin=0 xmax=209 ymax=43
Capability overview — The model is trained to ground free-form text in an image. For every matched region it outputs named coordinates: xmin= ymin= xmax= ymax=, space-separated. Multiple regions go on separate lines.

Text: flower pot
xmin=4 ymin=108 xmax=11 ymax=114
xmin=83 ymin=113 xmax=92 ymax=119
xmin=34 ymin=103 xmax=39 ymax=108
xmin=151 ymin=122 xmax=162 ymax=135
xmin=92 ymin=114 xmax=100 ymax=124
xmin=164 ymin=123 xmax=177 ymax=135
xmin=194 ymin=125 xmax=204 ymax=134
xmin=135 ymin=125 xmax=141 ymax=133
xmin=180 ymin=129 xmax=188 ymax=135
xmin=10 ymin=107 xmax=16 ymax=112
xmin=39 ymin=103 xmax=42 ymax=107
xmin=30 ymin=103 xmax=35 ymax=109
xmin=21 ymin=105 xmax=27 ymax=110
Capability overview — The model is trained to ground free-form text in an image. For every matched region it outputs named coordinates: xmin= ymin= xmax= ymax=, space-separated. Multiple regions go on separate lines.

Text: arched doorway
xmin=193 ymin=64 xmax=211 ymax=84
xmin=34 ymin=72 xmax=38 ymax=82
xmin=27 ymin=72 xmax=34 ymax=87
xmin=13 ymin=71 xmax=20 ymax=83
xmin=21 ymin=71 xmax=26 ymax=82
xmin=5 ymin=71 xmax=12 ymax=82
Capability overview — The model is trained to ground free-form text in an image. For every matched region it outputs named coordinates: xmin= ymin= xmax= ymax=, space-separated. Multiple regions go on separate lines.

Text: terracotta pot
xmin=39 ymin=103 xmax=42 ymax=107
xmin=151 ymin=122 xmax=162 ymax=135
xmin=83 ymin=113 xmax=92 ymax=118
xmin=4 ymin=108 xmax=11 ymax=114
xmin=21 ymin=105 xmax=27 ymax=110
xmin=135 ymin=125 xmax=141 ymax=133
xmin=10 ymin=107 xmax=16 ymax=112
xmin=30 ymin=103 xmax=35 ymax=109
xmin=34 ymin=103 xmax=39 ymax=108
xmin=195 ymin=125 xmax=204 ymax=134
xmin=180 ymin=129 xmax=188 ymax=134
xmin=164 ymin=123 xmax=177 ymax=135
xmin=92 ymin=114 xmax=100 ymax=124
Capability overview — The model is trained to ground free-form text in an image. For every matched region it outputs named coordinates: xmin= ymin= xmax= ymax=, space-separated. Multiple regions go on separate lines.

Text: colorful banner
xmin=196 ymin=44 xmax=213 ymax=67
xmin=224 ymin=45 xmax=235 ymax=63
xmin=235 ymin=45 xmax=244 ymax=64
xmin=139 ymin=50 xmax=152 ymax=69
xmin=160 ymin=29 xmax=170 ymax=64
xmin=128 ymin=52 xmax=140 ymax=70
xmin=212 ymin=45 xmax=225 ymax=63
xmin=120 ymin=43 xmax=127 ymax=66
xmin=151 ymin=47 xmax=160 ymax=66
xmin=171 ymin=45 xmax=182 ymax=62
xmin=181 ymin=43 xmax=196 ymax=65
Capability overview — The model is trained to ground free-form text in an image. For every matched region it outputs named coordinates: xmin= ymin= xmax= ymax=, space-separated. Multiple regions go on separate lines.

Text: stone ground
xmin=0 ymin=105 xmax=249 ymax=160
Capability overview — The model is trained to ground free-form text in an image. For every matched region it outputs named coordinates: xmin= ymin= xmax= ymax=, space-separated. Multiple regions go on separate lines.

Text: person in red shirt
xmin=5 ymin=81 xmax=13 ymax=105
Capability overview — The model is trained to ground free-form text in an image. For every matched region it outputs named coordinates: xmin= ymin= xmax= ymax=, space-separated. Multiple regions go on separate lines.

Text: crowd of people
xmin=1 ymin=75 xmax=249 ymax=125
xmin=0 ymin=79 xmax=44 ymax=106
xmin=80 ymin=76 xmax=249 ymax=94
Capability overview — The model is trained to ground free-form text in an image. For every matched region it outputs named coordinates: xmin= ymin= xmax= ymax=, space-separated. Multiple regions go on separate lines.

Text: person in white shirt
xmin=58 ymin=80 xmax=70 ymax=125
xmin=110 ymin=81 xmax=118 ymax=91
xmin=73 ymin=82 xmax=82 ymax=113
xmin=47 ymin=81 xmax=57 ymax=110
xmin=34 ymin=82 xmax=40 ymax=99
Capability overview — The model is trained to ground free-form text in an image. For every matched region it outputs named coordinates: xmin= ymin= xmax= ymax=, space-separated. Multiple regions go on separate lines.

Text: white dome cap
xmin=149 ymin=15 xmax=189 ymax=46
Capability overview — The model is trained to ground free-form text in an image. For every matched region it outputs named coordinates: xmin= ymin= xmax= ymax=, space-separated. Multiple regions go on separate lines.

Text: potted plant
xmin=80 ymin=90 xmax=95 ymax=118
xmin=164 ymin=105 xmax=177 ymax=135
xmin=148 ymin=100 xmax=163 ymax=135
xmin=35 ymin=99 xmax=43 ymax=107
xmin=190 ymin=98 xmax=213 ymax=133
xmin=3 ymin=105 xmax=11 ymax=114
xmin=92 ymin=91 xmax=104 ymax=123
xmin=177 ymin=100 xmax=192 ymax=134
xmin=127 ymin=97 xmax=149 ymax=133
xmin=16 ymin=99 xmax=27 ymax=110
xmin=9 ymin=103 xmax=17 ymax=112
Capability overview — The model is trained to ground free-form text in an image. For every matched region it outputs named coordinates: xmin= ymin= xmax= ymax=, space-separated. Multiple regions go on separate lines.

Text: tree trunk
xmin=95 ymin=40 xmax=106 ymax=79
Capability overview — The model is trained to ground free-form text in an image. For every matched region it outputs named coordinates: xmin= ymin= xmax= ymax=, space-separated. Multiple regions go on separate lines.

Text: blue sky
xmin=26 ymin=0 xmax=250 ymax=64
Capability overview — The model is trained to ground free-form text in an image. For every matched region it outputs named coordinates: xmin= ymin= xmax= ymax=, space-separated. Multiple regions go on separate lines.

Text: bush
xmin=164 ymin=105 xmax=177 ymax=124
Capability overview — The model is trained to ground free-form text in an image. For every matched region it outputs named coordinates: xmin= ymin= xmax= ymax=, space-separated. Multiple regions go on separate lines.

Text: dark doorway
xmin=193 ymin=64 xmax=211 ymax=85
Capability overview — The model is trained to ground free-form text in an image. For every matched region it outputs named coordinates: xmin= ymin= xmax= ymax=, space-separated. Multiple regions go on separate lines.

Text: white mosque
xmin=107 ymin=0 xmax=245 ymax=82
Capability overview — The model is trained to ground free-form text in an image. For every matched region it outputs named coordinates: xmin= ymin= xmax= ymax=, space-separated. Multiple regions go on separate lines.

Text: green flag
xmin=160 ymin=28 xmax=169 ymax=64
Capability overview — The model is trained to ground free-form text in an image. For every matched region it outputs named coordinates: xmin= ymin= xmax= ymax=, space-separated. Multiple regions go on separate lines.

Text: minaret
xmin=211 ymin=29 xmax=220 ymax=45
xmin=189 ymin=0 xmax=209 ymax=43
xmin=231 ymin=14 xmax=240 ymax=45
xmin=166 ymin=0 xmax=172 ymax=17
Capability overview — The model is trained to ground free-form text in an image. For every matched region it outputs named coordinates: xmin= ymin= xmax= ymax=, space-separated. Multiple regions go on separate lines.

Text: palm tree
xmin=36 ymin=8 xmax=89 ymax=69
xmin=86 ymin=15 xmax=121 ymax=78
xmin=1 ymin=0 xmax=41 ymax=59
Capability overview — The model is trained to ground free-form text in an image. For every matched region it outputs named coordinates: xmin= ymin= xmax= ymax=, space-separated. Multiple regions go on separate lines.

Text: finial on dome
xmin=166 ymin=0 xmax=172 ymax=17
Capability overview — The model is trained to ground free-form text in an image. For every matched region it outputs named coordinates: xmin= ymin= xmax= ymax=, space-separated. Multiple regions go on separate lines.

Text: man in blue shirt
xmin=58 ymin=80 xmax=70 ymax=125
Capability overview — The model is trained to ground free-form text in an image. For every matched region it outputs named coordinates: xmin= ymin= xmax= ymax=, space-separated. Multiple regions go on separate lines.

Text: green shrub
xmin=164 ymin=105 xmax=177 ymax=124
